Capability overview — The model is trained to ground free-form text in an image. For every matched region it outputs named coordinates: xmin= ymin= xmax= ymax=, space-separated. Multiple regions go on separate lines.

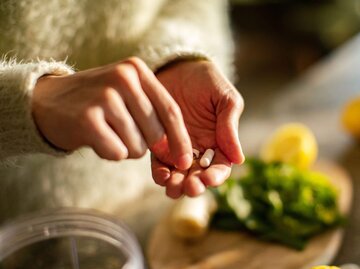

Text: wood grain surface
xmin=147 ymin=161 xmax=353 ymax=269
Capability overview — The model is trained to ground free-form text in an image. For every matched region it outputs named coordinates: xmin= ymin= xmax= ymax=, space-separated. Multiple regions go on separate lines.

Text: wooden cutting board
xmin=147 ymin=161 xmax=353 ymax=269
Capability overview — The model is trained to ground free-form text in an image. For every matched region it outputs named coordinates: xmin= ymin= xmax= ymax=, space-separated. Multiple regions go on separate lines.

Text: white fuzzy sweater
xmin=0 ymin=0 xmax=234 ymax=239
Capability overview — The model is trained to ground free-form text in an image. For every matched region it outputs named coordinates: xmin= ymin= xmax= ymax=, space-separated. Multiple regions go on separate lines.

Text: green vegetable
xmin=211 ymin=158 xmax=344 ymax=250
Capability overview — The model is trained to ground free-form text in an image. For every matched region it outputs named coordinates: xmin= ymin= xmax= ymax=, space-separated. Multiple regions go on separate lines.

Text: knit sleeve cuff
xmin=0 ymin=60 xmax=74 ymax=159
xmin=136 ymin=44 xmax=213 ymax=72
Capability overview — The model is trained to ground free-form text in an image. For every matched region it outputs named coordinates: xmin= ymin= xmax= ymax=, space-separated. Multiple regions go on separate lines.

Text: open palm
xmin=151 ymin=60 xmax=244 ymax=198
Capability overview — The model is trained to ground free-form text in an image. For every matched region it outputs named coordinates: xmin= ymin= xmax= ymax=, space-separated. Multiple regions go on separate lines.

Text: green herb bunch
xmin=211 ymin=159 xmax=344 ymax=250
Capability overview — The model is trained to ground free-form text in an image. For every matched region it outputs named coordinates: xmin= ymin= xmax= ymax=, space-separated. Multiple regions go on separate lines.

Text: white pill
xmin=199 ymin=149 xmax=215 ymax=168
xmin=193 ymin=148 xmax=200 ymax=159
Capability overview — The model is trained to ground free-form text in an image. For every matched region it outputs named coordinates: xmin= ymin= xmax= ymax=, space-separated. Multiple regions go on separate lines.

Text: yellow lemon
xmin=342 ymin=97 xmax=360 ymax=139
xmin=311 ymin=266 xmax=340 ymax=269
xmin=260 ymin=123 xmax=318 ymax=169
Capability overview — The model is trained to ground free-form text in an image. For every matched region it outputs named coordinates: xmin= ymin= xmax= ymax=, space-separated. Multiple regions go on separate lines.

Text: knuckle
xmin=165 ymin=103 xmax=182 ymax=123
xmin=112 ymin=64 xmax=137 ymax=83
xmin=228 ymin=90 xmax=244 ymax=109
xmin=112 ymin=64 xmax=126 ymax=79
xmin=100 ymin=87 xmax=117 ymax=104
xmin=125 ymin=56 xmax=145 ymax=68
xmin=79 ymin=107 xmax=98 ymax=130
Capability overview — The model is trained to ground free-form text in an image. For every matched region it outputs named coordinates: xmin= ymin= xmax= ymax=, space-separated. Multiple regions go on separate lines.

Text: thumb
xmin=216 ymin=91 xmax=245 ymax=164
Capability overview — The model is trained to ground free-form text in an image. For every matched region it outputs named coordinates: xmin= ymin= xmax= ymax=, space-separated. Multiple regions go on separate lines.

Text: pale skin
xmin=32 ymin=57 xmax=245 ymax=199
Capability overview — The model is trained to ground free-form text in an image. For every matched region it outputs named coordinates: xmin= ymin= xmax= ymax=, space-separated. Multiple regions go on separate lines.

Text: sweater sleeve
xmin=0 ymin=60 xmax=74 ymax=159
xmin=135 ymin=0 xmax=235 ymax=80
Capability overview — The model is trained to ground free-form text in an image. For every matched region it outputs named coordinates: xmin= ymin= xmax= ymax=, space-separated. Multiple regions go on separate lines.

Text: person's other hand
xmin=151 ymin=60 xmax=245 ymax=198
xmin=32 ymin=57 xmax=193 ymax=167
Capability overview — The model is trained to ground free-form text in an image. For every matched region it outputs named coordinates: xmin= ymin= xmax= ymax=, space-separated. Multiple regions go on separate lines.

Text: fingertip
xmin=152 ymin=169 xmax=170 ymax=186
xmin=236 ymin=144 xmax=246 ymax=164
xmin=166 ymin=189 xmax=183 ymax=199
xmin=151 ymin=153 xmax=171 ymax=186
xmin=200 ymin=171 xmax=225 ymax=187
xmin=175 ymin=153 xmax=193 ymax=170
xmin=199 ymin=149 xmax=232 ymax=187
xmin=232 ymin=149 xmax=245 ymax=165
xmin=165 ymin=183 xmax=183 ymax=199
xmin=239 ymin=151 xmax=246 ymax=165
xmin=165 ymin=170 xmax=186 ymax=199
xmin=114 ymin=143 xmax=129 ymax=160
xmin=93 ymin=140 xmax=129 ymax=161
xmin=220 ymin=137 xmax=245 ymax=164
xmin=184 ymin=177 xmax=206 ymax=197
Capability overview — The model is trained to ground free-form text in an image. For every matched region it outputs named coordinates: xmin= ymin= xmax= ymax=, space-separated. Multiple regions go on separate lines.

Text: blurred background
xmin=230 ymin=0 xmax=360 ymax=103
xmin=229 ymin=0 xmax=360 ymax=264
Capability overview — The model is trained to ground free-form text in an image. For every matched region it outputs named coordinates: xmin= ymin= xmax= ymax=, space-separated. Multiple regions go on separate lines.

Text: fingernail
xmin=176 ymin=153 xmax=192 ymax=170
xmin=163 ymin=172 xmax=170 ymax=180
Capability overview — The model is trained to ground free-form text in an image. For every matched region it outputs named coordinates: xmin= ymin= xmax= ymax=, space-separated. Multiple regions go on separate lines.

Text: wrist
xmin=156 ymin=58 xmax=210 ymax=75
xmin=32 ymin=75 xmax=59 ymax=110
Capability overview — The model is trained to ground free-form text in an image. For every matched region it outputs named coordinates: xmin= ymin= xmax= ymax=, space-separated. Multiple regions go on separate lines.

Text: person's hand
xmin=32 ymin=57 xmax=193 ymax=167
xmin=151 ymin=60 xmax=245 ymax=198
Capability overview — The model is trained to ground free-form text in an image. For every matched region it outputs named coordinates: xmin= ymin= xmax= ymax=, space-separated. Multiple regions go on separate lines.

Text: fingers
xmin=102 ymin=88 xmax=147 ymax=159
xmin=183 ymin=149 xmax=231 ymax=196
xmin=151 ymin=154 xmax=188 ymax=199
xmin=85 ymin=108 xmax=129 ymax=161
xmin=128 ymin=57 xmax=193 ymax=170
xmin=216 ymin=89 xmax=245 ymax=164
xmin=111 ymin=63 xmax=165 ymax=148
xmin=151 ymin=153 xmax=204 ymax=199
xmin=166 ymin=169 xmax=187 ymax=199
xmin=199 ymin=148 xmax=232 ymax=187
xmin=182 ymin=162 xmax=206 ymax=197
xmin=151 ymin=154 xmax=171 ymax=186
xmin=153 ymin=148 xmax=232 ymax=199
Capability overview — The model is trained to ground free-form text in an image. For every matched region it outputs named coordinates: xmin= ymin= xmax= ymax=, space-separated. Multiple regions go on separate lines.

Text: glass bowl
xmin=0 ymin=208 xmax=144 ymax=269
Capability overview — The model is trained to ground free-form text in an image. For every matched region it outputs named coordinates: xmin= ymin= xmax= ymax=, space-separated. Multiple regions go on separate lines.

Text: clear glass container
xmin=0 ymin=208 xmax=144 ymax=269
